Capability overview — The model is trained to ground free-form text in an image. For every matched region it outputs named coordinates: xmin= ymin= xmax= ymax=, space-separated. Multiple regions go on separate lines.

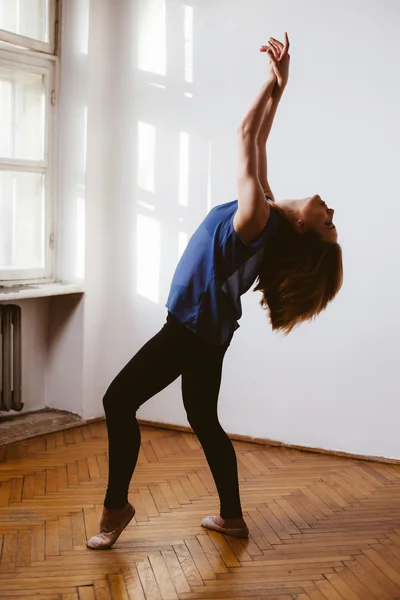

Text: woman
xmin=87 ymin=33 xmax=343 ymax=549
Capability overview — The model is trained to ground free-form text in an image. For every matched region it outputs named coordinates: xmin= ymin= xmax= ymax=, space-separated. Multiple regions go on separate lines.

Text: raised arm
xmin=256 ymin=90 xmax=284 ymax=201
xmin=234 ymin=34 xmax=290 ymax=243
xmin=257 ymin=34 xmax=290 ymax=201
xmin=234 ymin=75 xmax=276 ymax=242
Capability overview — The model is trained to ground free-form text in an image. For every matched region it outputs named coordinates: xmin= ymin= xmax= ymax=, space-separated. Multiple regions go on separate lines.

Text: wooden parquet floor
xmin=1 ymin=422 xmax=400 ymax=600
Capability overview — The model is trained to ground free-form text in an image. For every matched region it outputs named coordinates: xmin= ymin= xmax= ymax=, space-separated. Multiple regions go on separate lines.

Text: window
xmin=0 ymin=0 xmax=57 ymax=54
xmin=0 ymin=0 xmax=58 ymax=284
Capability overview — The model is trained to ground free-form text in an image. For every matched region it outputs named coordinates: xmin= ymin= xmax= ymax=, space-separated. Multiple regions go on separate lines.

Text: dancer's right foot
xmin=200 ymin=514 xmax=249 ymax=538
xmin=86 ymin=502 xmax=135 ymax=550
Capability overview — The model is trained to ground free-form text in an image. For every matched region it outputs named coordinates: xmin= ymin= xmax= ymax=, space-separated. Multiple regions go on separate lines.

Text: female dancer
xmin=87 ymin=33 xmax=343 ymax=549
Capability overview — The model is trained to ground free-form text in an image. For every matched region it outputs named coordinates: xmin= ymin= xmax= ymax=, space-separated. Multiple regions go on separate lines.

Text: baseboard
xmin=137 ymin=418 xmax=400 ymax=466
xmin=4 ymin=411 xmax=398 ymax=466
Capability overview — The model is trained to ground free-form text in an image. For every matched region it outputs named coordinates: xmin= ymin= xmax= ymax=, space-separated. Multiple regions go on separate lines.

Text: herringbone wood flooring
xmin=1 ymin=422 xmax=400 ymax=600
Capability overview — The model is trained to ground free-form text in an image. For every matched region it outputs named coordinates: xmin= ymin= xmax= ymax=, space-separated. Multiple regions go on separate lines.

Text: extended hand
xmin=260 ymin=32 xmax=290 ymax=91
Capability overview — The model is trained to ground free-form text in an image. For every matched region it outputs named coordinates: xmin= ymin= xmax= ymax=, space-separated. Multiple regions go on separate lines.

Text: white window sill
xmin=0 ymin=282 xmax=85 ymax=302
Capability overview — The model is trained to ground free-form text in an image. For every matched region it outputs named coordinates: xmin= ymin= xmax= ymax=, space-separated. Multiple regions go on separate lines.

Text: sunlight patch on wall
xmin=178 ymin=231 xmax=188 ymax=260
xmin=149 ymin=82 xmax=166 ymax=90
xmin=79 ymin=0 xmax=90 ymax=55
xmin=83 ymin=105 xmax=88 ymax=173
xmin=136 ymin=214 xmax=160 ymax=303
xmin=207 ymin=140 xmax=212 ymax=212
xmin=75 ymin=105 xmax=87 ymax=281
xmin=138 ymin=121 xmax=156 ymax=193
xmin=138 ymin=0 xmax=166 ymax=76
xmin=183 ymin=4 xmax=193 ymax=84
xmin=178 ymin=131 xmax=189 ymax=207
xmin=137 ymin=200 xmax=155 ymax=211
xmin=76 ymin=189 xmax=86 ymax=280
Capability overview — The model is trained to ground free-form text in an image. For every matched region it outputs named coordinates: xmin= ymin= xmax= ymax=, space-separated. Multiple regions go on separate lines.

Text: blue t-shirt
xmin=166 ymin=199 xmax=280 ymax=346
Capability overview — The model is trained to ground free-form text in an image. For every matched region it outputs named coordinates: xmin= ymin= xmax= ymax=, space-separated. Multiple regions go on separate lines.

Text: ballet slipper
xmin=200 ymin=515 xmax=249 ymax=538
xmin=86 ymin=503 xmax=135 ymax=549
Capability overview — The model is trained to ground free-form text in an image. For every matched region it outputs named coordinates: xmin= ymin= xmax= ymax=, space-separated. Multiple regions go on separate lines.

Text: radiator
xmin=0 ymin=304 xmax=23 ymax=412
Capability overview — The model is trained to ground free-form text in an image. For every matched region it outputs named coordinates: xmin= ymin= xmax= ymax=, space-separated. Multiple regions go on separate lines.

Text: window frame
xmin=0 ymin=3 xmax=59 ymax=285
xmin=0 ymin=0 xmax=57 ymax=55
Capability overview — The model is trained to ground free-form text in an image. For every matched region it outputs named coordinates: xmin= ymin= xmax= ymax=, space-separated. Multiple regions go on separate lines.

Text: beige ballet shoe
xmin=86 ymin=503 xmax=135 ymax=550
xmin=200 ymin=515 xmax=249 ymax=539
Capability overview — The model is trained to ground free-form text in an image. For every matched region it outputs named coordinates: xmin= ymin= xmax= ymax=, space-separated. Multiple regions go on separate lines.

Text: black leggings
xmin=103 ymin=313 xmax=243 ymax=519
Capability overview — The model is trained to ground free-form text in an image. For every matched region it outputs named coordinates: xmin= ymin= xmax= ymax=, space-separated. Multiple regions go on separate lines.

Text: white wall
xmin=52 ymin=0 xmax=400 ymax=460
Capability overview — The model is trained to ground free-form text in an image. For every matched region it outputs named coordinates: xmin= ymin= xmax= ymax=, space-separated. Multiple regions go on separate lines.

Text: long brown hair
xmin=254 ymin=203 xmax=343 ymax=334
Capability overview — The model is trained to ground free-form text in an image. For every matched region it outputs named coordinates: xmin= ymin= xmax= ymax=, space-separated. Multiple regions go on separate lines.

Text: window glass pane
xmin=0 ymin=0 xmax=49 ymax=43
xmin=0 ymin=66 xmax=45 ymax=161
xmin=0 ymin=170 xmax=45 ymax=270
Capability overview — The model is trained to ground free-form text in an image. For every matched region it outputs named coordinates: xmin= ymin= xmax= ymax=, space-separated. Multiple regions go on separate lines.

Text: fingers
xmin=283 ymin=31 xmax=290 ymax=55
xmin=269 ymin=32 xmax=290 ymax=57
xmin=260 ymin=44 xmax=276 ymax=61
xmin=265 ymin=47 xmax=277 ymax=64
xmin=270 ymin=37 xmax=283 ymax=51
xmin=268 ymin=39 xmax=281 ymax=59
xmin=261 ymin=32 xmax=290 ymax=61
xmin=260 ymin=42 xmax=279 ymax=61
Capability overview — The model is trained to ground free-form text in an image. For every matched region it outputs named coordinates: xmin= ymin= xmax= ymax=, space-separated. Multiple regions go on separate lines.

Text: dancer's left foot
xmin=86 ymin=503 xmax=135 ymax=550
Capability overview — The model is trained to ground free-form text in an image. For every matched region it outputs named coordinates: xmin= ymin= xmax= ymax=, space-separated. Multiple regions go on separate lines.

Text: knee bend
xmin=186 ymin=410 xmax=219 ymax=434
xmin=103 ymin=380 xmax=143 ymax=416
xmin=102 ymin=381 xmax=126 ymax=415
xmin=102 ymin=384 xmax=116 ymax=414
